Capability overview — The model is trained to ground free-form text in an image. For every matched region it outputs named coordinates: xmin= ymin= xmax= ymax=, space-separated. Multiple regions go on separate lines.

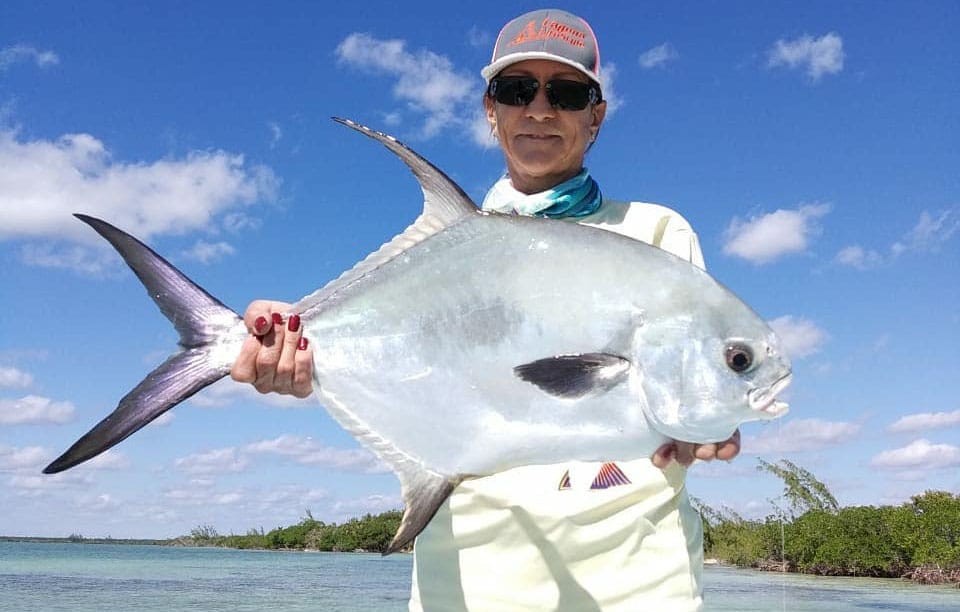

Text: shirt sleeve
xmin=585 ymin=201 xmax=706 ymax=271
xmin=655 ymin=213 xmax=706 ymax=271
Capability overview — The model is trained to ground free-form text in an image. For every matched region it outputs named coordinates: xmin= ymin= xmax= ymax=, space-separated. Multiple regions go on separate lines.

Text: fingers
xmin=274 ymin=314 xmax=304 ymax=395
xmin=253 ymin=312 xmax=286 ymax=394
xmin=651 ymin=441 xmax=696 ymax=468
xmin=230 ymin=301 xmax=314 ymax=397
xmin=674 ymin=442 xmax=696 ymax=467
xmin=694 ymin=442 xmax=719 ymax=462
xmin=715 ymin=429 xmax=741 ymax=461
xmin=230 ymin=334 xmax=263 ymax=384
xmin=652 ymin=442 xmax=676 ymax=469
xmin=243 ymin=300 xmax=289 ymax=335
xmin=291 ymin=339 xmax=314 ymax=398
xmin=232 ymin=301 xmax=286 ymax=384
xmin=651 ymin=429 xmax=743 ymax=470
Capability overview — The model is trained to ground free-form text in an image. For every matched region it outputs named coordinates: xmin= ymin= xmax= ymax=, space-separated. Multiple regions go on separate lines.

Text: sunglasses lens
xmin=546 ymin=80 xmax=595 ymax=111
xmin=491 ymin=77 xmax=539 ymax=106
xmin=489 ymin=77 xmax=599 ymax=111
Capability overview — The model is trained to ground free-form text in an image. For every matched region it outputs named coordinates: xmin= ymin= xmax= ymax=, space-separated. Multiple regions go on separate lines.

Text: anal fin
xmin=386 ymin=469 xmax=462 ymax=555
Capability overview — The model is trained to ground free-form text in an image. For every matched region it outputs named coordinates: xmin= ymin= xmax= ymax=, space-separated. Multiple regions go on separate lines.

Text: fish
xmin=43 ymin=118 xmax=792 ymax=554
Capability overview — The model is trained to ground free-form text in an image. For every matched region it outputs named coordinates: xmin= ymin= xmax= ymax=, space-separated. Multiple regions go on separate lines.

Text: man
xmin=233 ymin=9 xmax=738 ymax=610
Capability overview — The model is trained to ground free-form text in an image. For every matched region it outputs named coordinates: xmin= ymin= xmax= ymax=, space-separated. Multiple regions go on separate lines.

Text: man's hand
xmin=651 ymin=429 xmax=741 ymax=469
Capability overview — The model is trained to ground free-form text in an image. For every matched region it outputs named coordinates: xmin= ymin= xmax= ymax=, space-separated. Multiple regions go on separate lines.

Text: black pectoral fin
xmin=514 ymin=352 xmax=632 ymax=399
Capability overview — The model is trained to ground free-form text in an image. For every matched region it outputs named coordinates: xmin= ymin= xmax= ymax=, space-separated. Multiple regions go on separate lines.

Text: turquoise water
xmin=0 ymin=542 xmax=955 ymax=611
xmin=0 ymin=542 xmax=410 ymax=612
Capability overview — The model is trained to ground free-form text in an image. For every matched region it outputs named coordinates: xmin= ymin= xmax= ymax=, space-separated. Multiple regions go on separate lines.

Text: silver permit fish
xmin=44 ymin=118 xmax=792 ymax=553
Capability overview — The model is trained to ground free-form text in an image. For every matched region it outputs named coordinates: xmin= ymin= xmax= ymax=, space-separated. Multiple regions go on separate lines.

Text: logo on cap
xmin=508 ymin=18 xmax=587 ymax=49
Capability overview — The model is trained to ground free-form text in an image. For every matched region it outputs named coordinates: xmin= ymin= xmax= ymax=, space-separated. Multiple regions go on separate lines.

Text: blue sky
xmin=1 ymin=1 xmax=957 ymax=538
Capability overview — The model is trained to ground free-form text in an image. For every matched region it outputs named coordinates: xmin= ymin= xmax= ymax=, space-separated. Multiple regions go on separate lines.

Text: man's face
xmin=485 ymin=59 xmax=606 ymax=193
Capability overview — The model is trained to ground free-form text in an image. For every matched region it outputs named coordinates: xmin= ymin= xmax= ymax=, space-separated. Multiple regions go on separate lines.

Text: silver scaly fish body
xmin=44 ymin=119 xmax=791 ymax=554
xmin=302 ymin=212 xmax=788 ymax=477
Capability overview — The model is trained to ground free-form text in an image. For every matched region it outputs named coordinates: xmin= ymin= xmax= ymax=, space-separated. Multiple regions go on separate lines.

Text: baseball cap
xmin=481 ymin=9 xmax=602 ymax=89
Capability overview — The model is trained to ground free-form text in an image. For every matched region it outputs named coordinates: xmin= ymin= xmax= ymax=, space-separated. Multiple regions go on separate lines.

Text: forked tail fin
xmin=43 ymin=215 xmax=246 ymax=474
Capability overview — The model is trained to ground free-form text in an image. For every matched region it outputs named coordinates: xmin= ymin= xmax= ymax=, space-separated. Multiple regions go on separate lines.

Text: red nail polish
xmin=254 ymin=316 xmax=268 ymax=334
xmin=298 ymin=337 xmax=308 ymax=350
xmin=272 ymin=313 xmax=284 ymax=326
xmin=288 ymin=314 xmax=301 ymax=332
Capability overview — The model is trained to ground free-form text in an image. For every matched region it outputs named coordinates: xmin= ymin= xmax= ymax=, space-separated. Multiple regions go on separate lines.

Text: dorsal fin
xmin=333 ymin=117 xmax=476 ymax=225
xmin=295 ymin=119 xmax=481 ymax=315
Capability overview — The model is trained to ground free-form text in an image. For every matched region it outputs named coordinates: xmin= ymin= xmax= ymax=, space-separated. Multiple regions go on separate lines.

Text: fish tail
xmin=43 ymin=215 xmax=245 ymax=474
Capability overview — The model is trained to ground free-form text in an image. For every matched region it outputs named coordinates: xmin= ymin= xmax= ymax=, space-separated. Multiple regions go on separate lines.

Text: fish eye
xmin=725 ymin=344 xmax=754 ymax=373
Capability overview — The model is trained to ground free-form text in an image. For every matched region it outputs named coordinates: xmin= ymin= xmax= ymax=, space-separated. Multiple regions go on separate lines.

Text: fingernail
xmin=298 ymin=337 xmax=308 ymax=350
xmin=254 ymin=316 xmax=269 ymax=334
xmin=272 ymin=313 xmax=284 ymax=326
xmin=288 ymin=314 xmax=301 ymax=332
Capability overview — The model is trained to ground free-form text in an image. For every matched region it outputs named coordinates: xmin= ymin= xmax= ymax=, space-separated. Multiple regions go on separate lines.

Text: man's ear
xmin=484 ymin=95 xmax=497 ymax=133
xmin=590 ymin=100 xmax=607 ymax=141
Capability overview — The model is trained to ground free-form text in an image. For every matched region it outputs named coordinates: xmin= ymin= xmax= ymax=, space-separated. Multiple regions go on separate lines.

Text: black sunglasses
xmin=487 ymin=76 xmax=602 ymax=111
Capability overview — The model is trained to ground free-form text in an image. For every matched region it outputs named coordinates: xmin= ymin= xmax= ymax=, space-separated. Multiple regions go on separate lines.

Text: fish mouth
xmin=747 ymin=373 xmax=792 ymax=417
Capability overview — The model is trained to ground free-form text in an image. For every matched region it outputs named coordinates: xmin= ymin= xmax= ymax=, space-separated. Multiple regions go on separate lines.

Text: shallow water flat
xmin=1 ymin=542 xmax=955 ymax=611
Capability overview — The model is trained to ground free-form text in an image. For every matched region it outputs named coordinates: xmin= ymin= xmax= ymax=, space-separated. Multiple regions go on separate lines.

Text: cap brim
xmin=481 ymin=52 xmax=602 ymax=89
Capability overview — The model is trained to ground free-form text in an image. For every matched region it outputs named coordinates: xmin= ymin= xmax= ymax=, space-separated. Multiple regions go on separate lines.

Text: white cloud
xmin=17 ymin=242 xmax=118 ymax=275
xmin=638 ymin=43 xmax=678 ymax=69
xmin=599 ymin=62 xmax=623 ymax=117
xmin=222 ymin=211 xmax=261 ymax=233
xmin=723 ymin=203 xmax=830 ymax=264
xmin=329 ymin=493 xmax=402 ymax=518
xmin=886 ymin=470 xmax=929 ymax=482
xmin=833 ymin=209 xmax=957 ymax=269
xmin=745 ymin=418 xmax=860 ymax=454
xmin=888 ymin=410 xmax=960 ymax=434
xmin=0 ymin=130 xmax=279 ymax=265
xmin=180 ymin=240 xmax=235 ymax=264
xmin=891 ymin=209 xmax=958 ymax=256
xmin=267 ymin=121 xmax=282 ymax=148
xmin=336 ymin=33 xmax=476 ymax=138
xmin=767 ymin=32 xmax=844 ymax=82
xmin=8 ymin=468 xmax=93 ymax=495
xmin=0 ymin=45 xmax=59 ymax=72
xmin=382 ymin=111 xmax=402 ymax=127
xmin=687 ymin=462 xmax=755 ymax=478
xmin=0 ymin=365 xmax=33 ymax=388
xmin=150 ymin=412 xmax=175 ymax=427
xmin=835 ymin=244 xmax=883 ymax=270
xmin=467 ymin=26 xmax=491 ymax=49
xmin=870 ymin=438 xmax=960 ymax=470
xmin=0 ymin=444 xmax=49 ymax=471
xmin=163 ymin=485 xmax=244 ymax=506
xmin=244 ymin=434 xmax=386 ymax=473
xmin=468 ymin=110 xmax=497 ymax=149
xmin=0 ymin=394 xmax=74 ymax=424
xmin=75 ymin=492 xmax=120 ymax=511
xmin=768 ymin=315 xmax=828 ymax=359
xmin=174 ymin=447 xmax=249 ymax=475
xmin=171 ymin=435 xmax=380 ymax=478
xmin=83 ymin=450 xmax=130 ymax=471
xmin=252 ymin=484 xmax=331 ymax=511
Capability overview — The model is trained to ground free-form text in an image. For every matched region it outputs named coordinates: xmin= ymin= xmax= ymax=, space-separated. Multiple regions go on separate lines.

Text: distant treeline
xmin=175 ymin=510 xmax=403 ymax=554
xmin=0 ymin=535 xmax=166 ymax=546
xmin=694 ymin=459 xmax=960 ymax=586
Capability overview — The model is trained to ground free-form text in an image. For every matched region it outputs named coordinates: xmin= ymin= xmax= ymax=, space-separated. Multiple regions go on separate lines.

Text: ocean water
xmin=0 ymin=541 xmax=955 ymax=611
